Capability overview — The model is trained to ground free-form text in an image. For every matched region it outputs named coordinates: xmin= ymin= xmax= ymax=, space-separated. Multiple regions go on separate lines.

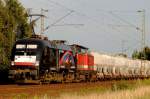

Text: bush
xmin=111 ymin=81 xmax=132 ymax=91
xmin=0 ymin=64 xmax=9 ymax=84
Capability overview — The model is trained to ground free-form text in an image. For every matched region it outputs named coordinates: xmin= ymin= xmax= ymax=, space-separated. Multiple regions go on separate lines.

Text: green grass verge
xmin=49 ymin=79 xmax=150 ymax=98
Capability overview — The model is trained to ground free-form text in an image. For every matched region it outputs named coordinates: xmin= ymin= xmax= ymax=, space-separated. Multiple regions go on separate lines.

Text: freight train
xmin=8 ymin=35 xmax=150 ymax=84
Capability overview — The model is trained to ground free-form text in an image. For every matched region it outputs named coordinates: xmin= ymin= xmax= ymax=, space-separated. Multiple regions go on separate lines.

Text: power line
xmin=108 ymin=11 xmax=139 ymax=30
xmin=47 ymin=0 xmax=106 ymax=25
xmin=37 ymin=0 xmax=144 ymax=55
xmin=46 ymin=0 xmax=140 ymax=52
xmin=49 ymin=24 xmax=84 ymax=27
xmin=48 ymin=0 xmax=74 ymax=12
xmin=98 ymin=10 xmax=146 ymax=52
xmin=48 ymin=10 xmax=74 ymax=28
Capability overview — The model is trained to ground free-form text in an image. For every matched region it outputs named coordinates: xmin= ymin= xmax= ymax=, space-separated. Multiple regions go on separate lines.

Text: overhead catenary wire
xmin=48 ymin=2 xmax=139 ymax=35
xmin=45 ymin=0 xmax=115 ymax=42
xmin=96 ymin=10 xmax=140 ymax=43
xmin=47 ymin=0 xmax=140 ymax=50
xmin=36 ymin=0 xmax=142 ymax=55
xmin=48 ymin=10 xmax=74 ymax=28
xmin=96 ymin=10 xmax=143 ymax=51
xmin=108 ymin=11 xmax=141 ymax=31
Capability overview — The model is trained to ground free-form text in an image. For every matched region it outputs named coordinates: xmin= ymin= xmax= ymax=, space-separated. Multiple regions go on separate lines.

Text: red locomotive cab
xmin=77 ymin=53 xmax=88 ymax=70
xmin=70 ymin=44 xmax=94 ymax=71
xmin=76 ymin=53 xmax=94 ymax=71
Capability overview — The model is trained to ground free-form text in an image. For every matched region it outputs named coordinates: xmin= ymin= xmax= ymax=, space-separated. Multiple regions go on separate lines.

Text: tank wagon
xmin=91 ymin=52 xmax=150 ymax=80
xmin=8 ymin=35 xmax=95 ymax=83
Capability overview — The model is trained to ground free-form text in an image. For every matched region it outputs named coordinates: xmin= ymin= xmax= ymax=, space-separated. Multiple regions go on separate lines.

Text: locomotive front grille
xmin=9 ymin=69 xmax=38 ymax=80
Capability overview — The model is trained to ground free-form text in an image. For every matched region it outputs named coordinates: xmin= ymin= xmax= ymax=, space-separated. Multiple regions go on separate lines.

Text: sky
xmin=20 ymin=0 xmax=150 ymax=57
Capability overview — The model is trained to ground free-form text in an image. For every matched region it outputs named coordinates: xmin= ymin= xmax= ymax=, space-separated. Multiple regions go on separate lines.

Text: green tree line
xmin=132 ymin=46 xmax=150 ymax=60
xmin=0 ymin=0 xmax=32 ymax=82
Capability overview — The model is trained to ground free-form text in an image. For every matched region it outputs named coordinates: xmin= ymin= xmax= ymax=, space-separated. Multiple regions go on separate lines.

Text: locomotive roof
xmin=70 ymin=44 xmax=88 ymax=50
xmin=15 ymin=38 xmax=72 ymax=51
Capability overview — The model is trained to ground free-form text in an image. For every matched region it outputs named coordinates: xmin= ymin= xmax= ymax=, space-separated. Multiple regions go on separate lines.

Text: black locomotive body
xmin=9 ymin=37 xmax=73 ymax=83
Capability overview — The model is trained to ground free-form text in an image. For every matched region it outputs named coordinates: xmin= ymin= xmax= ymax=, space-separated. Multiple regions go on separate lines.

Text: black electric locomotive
xmin=9 ymin=35 xmax=77 ymax=83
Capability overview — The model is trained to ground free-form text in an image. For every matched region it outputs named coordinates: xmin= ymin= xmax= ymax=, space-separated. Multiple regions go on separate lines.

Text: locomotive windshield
xmin=15 ymin=44 xmax=38 ymax=55
xmin=16 ymin=44 xmax=26 ymax=49
xmin=16 ymin=44 xmax=37 ymax=49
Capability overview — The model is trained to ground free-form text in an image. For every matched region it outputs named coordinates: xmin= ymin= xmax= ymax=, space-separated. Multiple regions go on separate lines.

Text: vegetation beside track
xmin=51 ymin=79 xmax=150 ymax=99
xmin=56 ymin=85 xmax=150 ymax=99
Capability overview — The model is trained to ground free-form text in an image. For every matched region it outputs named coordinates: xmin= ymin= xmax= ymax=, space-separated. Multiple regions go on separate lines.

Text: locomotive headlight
xmin=35 ymin=61 xmax=39 ymax=66
xmin=11 ymin=61 xmax=14 ymax=66
xmin=9 ymin=70 xmax=16 ymax=74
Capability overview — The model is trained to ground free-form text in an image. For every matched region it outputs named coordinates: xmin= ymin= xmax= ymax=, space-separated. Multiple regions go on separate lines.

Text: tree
xmin=5 ymin=0 xmax=32 ymax=39
xmin=132 ymin=46 xmax=150 ymax=60
xmin=0 ymin=0 xmax=32 ymax=82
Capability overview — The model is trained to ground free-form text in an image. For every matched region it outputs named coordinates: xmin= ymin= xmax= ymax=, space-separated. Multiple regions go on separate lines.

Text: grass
xmin=56 ymin=86 xmax=150 ymax=99
xmin=48 ymin=79 xmax=150 ymax=99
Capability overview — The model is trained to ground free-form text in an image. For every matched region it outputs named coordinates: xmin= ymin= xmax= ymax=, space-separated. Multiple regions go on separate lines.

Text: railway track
xmin=0 ymin=80 xmax=138 ymax=98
